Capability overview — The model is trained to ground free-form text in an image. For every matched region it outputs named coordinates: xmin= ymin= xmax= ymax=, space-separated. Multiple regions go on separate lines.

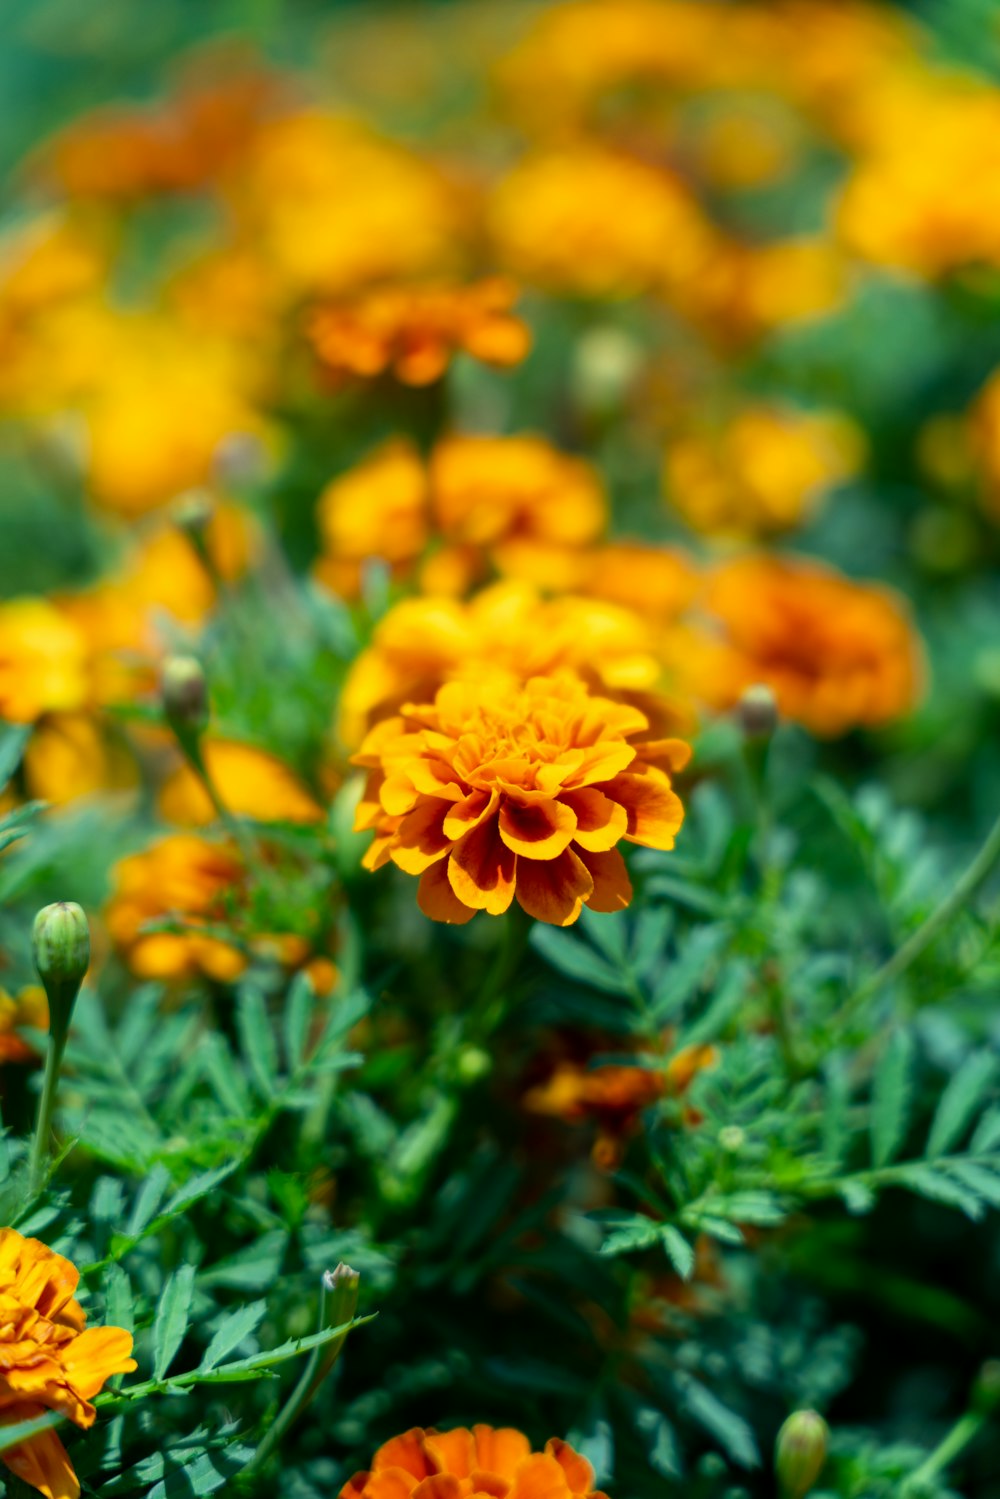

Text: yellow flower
xmin=0 ymin=1228 xmax=135 ymax=1499
xmin=157 ymin=739 xmax=323 ymax=827
xmin=0 ymin=985 xmax=48 ymax=1064
xmin=308 ymin=277 xmax=530 ymax=386
xmin=338 ymin=580 xmax=676 ymax=748
xmin=314 ymin=441 xmax=429 ymax=601
xmin=489 ymin=144 xmax=716 ymax=299
xmin=0 ymin=599 xmax=89 ymax=724
xmin=353 ymin=670 xmax=688 ymax=926
xmin=664 ymin=405 xmax=863 ymax=539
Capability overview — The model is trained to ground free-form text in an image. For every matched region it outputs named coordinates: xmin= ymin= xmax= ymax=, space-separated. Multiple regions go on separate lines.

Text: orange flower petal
xmin=412 ymin=1476 xmax=464 ymax=1499
xmin=565 ymin=741 xmax=636 ymax=789
xmin=1 ymin=1428 xmax=79 ymax=1499
xmin=515 ymin=847 xmax=593 ymax=926
xmin=380 ymin=773 xmax=420 ymax=817
xmin=59 ymin=1326 xmax=136 ymax=1400
xmin=339 ymin=1472 xmax=371 ymax=1499
xmin=509 ymin=1453 xmax=573 ymax=1499
xmin=544 ymin=1439 xmax=594 ymax=1495
xmin=599 ymin=768 xmax=684 ymax=849
xmin=472 ymin=1427 xmax=532 ymax=1479
xmin=367 ymin=1469 xmax=421 ymax=1499
xmin=577 ymin=847 xmax=632 ymax=913
xmin=423 ymin=1428 xmax=476 ymax=1479
xmin=561 ymin=789 xmax=628 ymax=852
xmin=498 ymin=798 xmax=577 ymax=860
xmin=418 ymin=862 xmax=476 ymax=924
xmin=391 ymin=801 xmax=452 ymax=875
xmin=373 ymin=1431 xmax=436 ymax=1480
xmin=448 ymin=818 xmax=517 ymax=915
xmin=442 ymin=789 xmax=498 ymax=841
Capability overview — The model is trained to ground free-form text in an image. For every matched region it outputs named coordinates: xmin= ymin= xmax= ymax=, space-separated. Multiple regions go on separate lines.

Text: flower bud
xmin=32 ymin=902 xmax=89 ymax=1046
xmin=161 ymin=655 xmax=209 ymax=739
xmin=171 ymin=489 xmax=215 ymax=543
xmin=775 ymin=1410 xmax=828 ymax=1497
xmin=738 ymin=683 xmax=779 ymax=741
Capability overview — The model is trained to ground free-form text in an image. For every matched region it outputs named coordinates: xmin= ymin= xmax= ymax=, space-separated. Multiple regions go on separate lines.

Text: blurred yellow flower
xmin=0 ymin=599 xmax=89 ymax=723
xmin=314 ymin=441 xmax=429 ymax=601
xmin=0 ymin=985 xmax=48 ymax=1064
xmin=157 ymin=739 xmax=323 ymax=827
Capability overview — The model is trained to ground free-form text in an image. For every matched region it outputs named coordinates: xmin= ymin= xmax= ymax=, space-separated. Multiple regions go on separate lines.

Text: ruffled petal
xmin=515 ymin=848 xmax=593 ymax=927
xmin=391 ymin=801 xmax=452 ymax=875
xmin=418 ymin=862 xmax=476 ymax=924
xmin=577 ymin=847 xmax=632 ymax=913
xmin=509 ymin=1454 xmax=573 ymax=1499
xmin=472 ymin=1426 xmax=532 ymax=1480
xmin=598 ymin=768 xmax=684 ymax=850
xmin=561 ymin=789 xmax=627 ymax=852
xmin=544 ymin=1440 xmax=595 ymax=1496
xmin=498 ymin=799 xmax=576 ymax=860
xmin=448 ymin=819 xmax=516 ymax=915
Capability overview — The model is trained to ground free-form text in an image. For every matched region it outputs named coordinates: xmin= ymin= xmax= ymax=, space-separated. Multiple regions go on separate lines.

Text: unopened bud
xmin=161 ymin=655 xmax=209 ymax=738
xmin=775 ymin=1410 xmax=828 ymax=1498
xmin=171 ymin=490 xmax=214 ymax=543
xmin=32 ymin=902 xmax=89 ymax=1046
xmin=738 ymin=683 xmax=779 ymax=741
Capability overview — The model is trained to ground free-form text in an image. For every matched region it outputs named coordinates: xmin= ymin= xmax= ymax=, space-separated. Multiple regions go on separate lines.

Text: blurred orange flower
xmin=341 ymin=1425 xmax=608 ymax=1499
xmin=353 ymin=671 xmax=688 ymax=925
xmin=314 ymin=441 xmax=429 ymax=601
xmin=0 ymin=1228 xmax=135 ymax=1499
xmin=308 ymin=278 xmax=530 ymax=386
xmin=0 ymin=986 xmax=48 ymax=1064
xmin=693 ymin=555 xmax=923 ymax=736
xmin=157 ymin=739 xmax=322 ymax=827
xmin=0 ymin=599 xmax=89 ymax=723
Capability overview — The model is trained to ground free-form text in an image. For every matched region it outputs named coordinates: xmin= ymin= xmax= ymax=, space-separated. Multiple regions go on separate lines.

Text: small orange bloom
xmin=0 ymin=986 xmax=48 ymax=1064
xmin=694 ymin=555 xmax=923 ymax=736
xmin=308 ymin=278 xmax=530 ymax=387
xmin=314 ymin=440 xmax=429 ymax=601
xmin=0 ymin=1228 xmax=135 ymax=1499
xmin=341 ymin=1425 xmax=608 ymax=1499
xmin=353 ymin=671 xmax=688 ymax=926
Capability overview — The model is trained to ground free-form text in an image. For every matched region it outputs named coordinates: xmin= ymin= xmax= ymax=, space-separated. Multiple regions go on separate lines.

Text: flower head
xmin=0 ymin=599 xmax=89 ymax=723
xmin=308 ymin=278 xmax=530 ymax=387
xmin=353 ymin=671 xmax=688 ymax=926
xmin=692 ymin=555 xmax=923 ymax=736
xmin=341 ymin=1424 xmax=609 ymax=1499
xmin=0 ymin=986 xmax=48 ymax=1065
xmin=0 ymin=1228 xmax=135 ymax=1499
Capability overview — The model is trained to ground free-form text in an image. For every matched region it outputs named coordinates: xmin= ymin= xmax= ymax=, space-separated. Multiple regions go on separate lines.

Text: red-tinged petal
xmin=412 ymin=1476 xmax=464 ymax=1499
xmin=509 ymin=1453 xmax=573 ymax=1499
xmin=578 ymin=847 xmax=632 ymax=913
xmin=561 ymin=789 xmax=628 ymax=852
xmin=418 ymin=862 xmax=476 ymax=924
xmin=544 ymin=1439 xmax=595 ymax=1496
xmin=472 ymin=1427 xmax=532 ymax=1480
xmin=499 ymin=799 xmax=577 ymax=860
xmin=391 ymin=801 xmax=452 ymax=874
xmin=449 ymin=818 xmax=517 ymax=915
xmin=2 ymin=1429 xmax=80 ymax=1499
xmin=339 ymin=1472 xmax=370 ymax=1499
xmin=599 ymin=768 xmax=684 ymax=849
xmin=443 ymin=789 xmax=498 ymax=841
xmin=367 ymin=1471 xmax=421 ymax=1499
xmin=515 ymin=848 xmax=593 ymax=927
xmin=373 ymin=1431 xmax=435 ymax=1479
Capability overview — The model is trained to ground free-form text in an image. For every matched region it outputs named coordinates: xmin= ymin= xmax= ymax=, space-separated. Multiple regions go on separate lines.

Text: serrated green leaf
xmin=678 ymin=1376 xmax=760 ymax=1468
xmin=871 ymin=1028 xmax=915 ymax=1168
xmin=126 ymin=1163 xmax=172 ymax=1238
xmin=660 ymin=1225 xmax=695 ymax=1279
xmin=530 ymin=926 xmax=630 ymax=995
xmin=284 ymin=971 xmax=315 ymax=1070
xmin=898 ymin=1163 xmax=985 ymax=1219
xmin=927 ymin=1051 xmax=997 ymax=1158
xmin=237 ymin=986 xmax=280 ymax=1098
xmin=152 ymin=1264 xmax=197 ymax=1380
xmin=198 ymin=1300 xmax=267 ymax=1371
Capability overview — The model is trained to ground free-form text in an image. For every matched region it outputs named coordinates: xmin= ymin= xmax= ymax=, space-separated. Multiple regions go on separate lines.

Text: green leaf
xmin=597 ymin=1215 xmax=661 ymax=1257
xmin=198 ymin=1300 xmax=267 ymax=1372
xmin=898 ymin=1163 xmax=985 ymax=1219
xmin=284 ymin=971 xmax=315 ymax=1070
xmin=126 ymin=1163 xmax=172 ymax=1238
xmin=660 ymin=1225 xmax=695 ymax=1279
xmin=971 ymin=1106 xmax=1000 ymax=1154
xmin=0 ymin=725 xmax=30 ymax=790
xmin=158 ymin=1161 xmax=241 ymax=1225
xmin=237 ymin=986 xmax=280 ymax=1099
xmin=927 ymin=1051 xmax=997 ymax=1158
xmin=871 ymin=1028 xmax=915 ymax=1168
xmin=152 ymin=1264 xmax=197 ymax=1380
xmin=678 ymin=1376 xmax=760 ymax=1468
xmin=530 ymin=926 xmax=630 ymax=995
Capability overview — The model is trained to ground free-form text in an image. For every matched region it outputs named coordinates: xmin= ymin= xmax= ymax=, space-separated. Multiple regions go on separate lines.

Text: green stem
xmin=176 ymin=729 xmax=267 ymax=882
xmin=840 ymin=805 xmax=1000 ymax=1027
xmin=28 ymin=1033 xmax=67 ymax=1198
xmin=902 ymin=1410 xmax=985 ymax=1495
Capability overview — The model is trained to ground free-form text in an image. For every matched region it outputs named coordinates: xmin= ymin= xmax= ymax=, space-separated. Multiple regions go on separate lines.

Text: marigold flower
xmin=0 ymin=986 xmax=48 ymax=1064
xmin=340 ymin=1424 xmax=609 ymax=1499
xmin=0 ymin=1228 xmax=135 ymax=1499
xmin=694 ymin=555 xmax=923 ymax=736
xmin=489 ymin=145 xmax=717 ymax=300
xmin=314 ymin=441 xmax=429 ymax=601
xmin=157 ymin=739 xmax=323 ymax=827
xmin=353 ymin=671 xmax=688 ymax=926
xmin=664 ymin=406 xmax=863 ymax=539
xmin=0 ymin=600 xmax=89 ymax=724
xmin=308 ymin=278 xmax=530 ymax=386
xmin=338 ymin=581 xmax=676 ymax=748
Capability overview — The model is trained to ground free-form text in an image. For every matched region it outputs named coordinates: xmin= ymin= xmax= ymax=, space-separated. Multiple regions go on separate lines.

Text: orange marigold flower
xmin=105 ymin=833 xmax=248 ymax=982
xmin=314 ymin=440 xmax=430 ymax=601
xmin=694 ymin=555 xmax=923 ymax=736
xmin=0 ymin=986 xmax=48 ymax=1065
xmin=308 ymin=278 xmax=530 ymax=387
xmin=340 ymin=1424 xmax=609 ymax=1499
xmin=0 ymin=1227 xmax=135 ymax=1499
xmin=338 ymin=581 xmax=678 ymax=749
xmin=353 ymin=671 xmax=688 ymax=926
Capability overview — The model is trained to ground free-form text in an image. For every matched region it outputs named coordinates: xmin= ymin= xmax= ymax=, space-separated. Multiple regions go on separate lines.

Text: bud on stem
xmin=28 ymin=902 xmax=90 ymax=1198
xmin=775 ymin=1410 xmax=829 ymax=1498
xmin=161 ymin=655 xmax=209 ymax=746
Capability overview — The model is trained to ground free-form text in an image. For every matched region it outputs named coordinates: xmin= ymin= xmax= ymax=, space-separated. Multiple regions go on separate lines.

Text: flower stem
xmin=902 ymin=1409 xmax=985 ymax=1495
xmin=28 ymin=1032 xmax=68 ymax=1198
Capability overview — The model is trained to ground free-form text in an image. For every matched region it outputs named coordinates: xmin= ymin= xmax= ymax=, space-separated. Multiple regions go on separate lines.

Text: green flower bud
xmin=32 ymin=902 xmax=90 ymax=1047
xmin=775 ymin=1410 xmax=829 ymax=1498
xmin=171 ymin=489 xmax=215 ymax=543
xmin=162 ymin=655 xmax=209 ymax=739
xmin=738 ymin=683 xmax=779 ymax=742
